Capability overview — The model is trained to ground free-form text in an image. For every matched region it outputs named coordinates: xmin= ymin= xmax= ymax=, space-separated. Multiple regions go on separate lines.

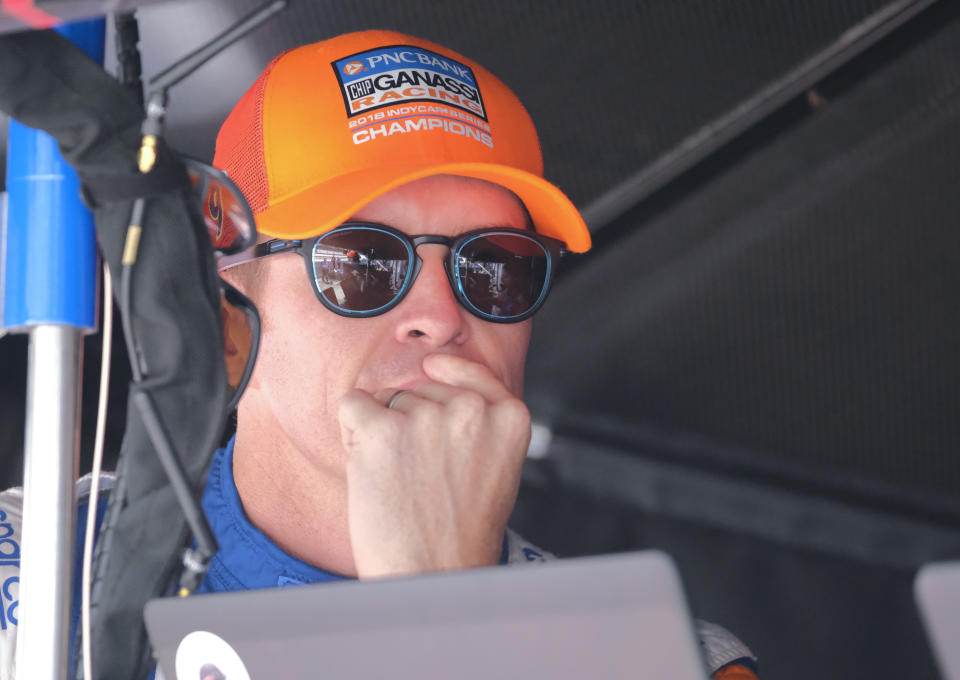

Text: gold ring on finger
xmin=386 ymin=389 xmax=411 ymax=410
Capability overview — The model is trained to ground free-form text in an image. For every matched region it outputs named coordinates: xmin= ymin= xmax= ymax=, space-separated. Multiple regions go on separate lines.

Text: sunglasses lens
xmin=186 ymin=161 xmax=257 ymax=254
xmin=312 ymin=227 xmax=413 ymax=313
xmin=457 ymin=233 xmax=550 ymax=319
xmin=221 ymin=283 xmax=260 ymax=410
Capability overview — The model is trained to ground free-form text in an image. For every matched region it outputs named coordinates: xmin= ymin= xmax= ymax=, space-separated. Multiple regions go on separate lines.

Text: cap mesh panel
xmin=213 ymin=54 xmax=284 ymax=215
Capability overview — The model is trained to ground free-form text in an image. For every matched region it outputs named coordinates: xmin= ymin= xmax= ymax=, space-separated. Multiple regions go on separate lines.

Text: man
xmin=202 ymin=28 xmax=591 ymax=588
xmin=204 ymin=30 xmax=758 ymax=679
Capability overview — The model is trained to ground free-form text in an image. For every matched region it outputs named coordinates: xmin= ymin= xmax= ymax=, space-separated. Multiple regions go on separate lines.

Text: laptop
xmin=916 ymin=561 xmax=960 ymax=680
xmin=145 ymin=550 xmax=708 ymax=680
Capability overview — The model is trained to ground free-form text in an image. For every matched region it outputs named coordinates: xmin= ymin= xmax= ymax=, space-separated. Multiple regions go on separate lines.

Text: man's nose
xmin=393 ymin=246 xmax=469 ymax=346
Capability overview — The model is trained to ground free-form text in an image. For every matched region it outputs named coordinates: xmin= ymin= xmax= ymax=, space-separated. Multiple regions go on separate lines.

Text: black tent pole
xmin=582 ymin=0 xmax=943 ymax=234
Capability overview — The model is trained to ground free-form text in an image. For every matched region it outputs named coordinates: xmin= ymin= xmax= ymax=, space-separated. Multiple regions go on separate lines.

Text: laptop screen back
xmin=916 ymin=561 xmax=960 ymax=680
xmin=145 ymin=550 xmax=708 ymax=680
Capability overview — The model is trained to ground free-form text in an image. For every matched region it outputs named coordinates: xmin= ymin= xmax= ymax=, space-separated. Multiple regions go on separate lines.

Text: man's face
xmin=238 ymin=175 xmax=533 ymax=476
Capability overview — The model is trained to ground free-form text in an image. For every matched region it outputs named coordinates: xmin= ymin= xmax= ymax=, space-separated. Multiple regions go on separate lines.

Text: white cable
xmin=82 ymin=261 xmax=113 ymax=680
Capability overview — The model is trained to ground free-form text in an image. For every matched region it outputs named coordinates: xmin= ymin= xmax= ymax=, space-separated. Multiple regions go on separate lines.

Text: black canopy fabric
xmin=1 ymin=2 xmax=958 ymax=679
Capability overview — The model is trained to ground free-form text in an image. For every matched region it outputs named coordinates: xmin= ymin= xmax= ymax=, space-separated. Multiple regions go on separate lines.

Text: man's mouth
xmin=393 ymin=378 xmax=427 ymax=392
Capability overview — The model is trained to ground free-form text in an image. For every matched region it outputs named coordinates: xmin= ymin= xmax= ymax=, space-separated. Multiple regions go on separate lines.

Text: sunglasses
xmin=222 ymin=223 xmax=567 ymax=323
xmin=184 ymin=157 xmax=261 ymax=408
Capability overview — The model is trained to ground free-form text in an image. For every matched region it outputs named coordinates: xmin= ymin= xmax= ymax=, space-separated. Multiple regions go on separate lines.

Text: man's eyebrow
xmin=468 ymin=217 xmax=533 ymax=231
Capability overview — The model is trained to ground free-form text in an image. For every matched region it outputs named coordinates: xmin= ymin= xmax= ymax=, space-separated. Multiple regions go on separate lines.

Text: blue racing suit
xmin=0 ymin=437 xmax=757 ymax=678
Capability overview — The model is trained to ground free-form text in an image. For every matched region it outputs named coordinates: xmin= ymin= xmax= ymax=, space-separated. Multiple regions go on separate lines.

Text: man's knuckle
xmin=366 ymin=412 xmax=402 ymax=438
xmin=495 ymin=397 xmax=530 ymax=429
xmin=499 ymin=395 xmax=529 ymax=418
xmin=448 ymin=391 xmax=486 ymax=417
xmin=411 ymin=400 xmax=441 ymax=423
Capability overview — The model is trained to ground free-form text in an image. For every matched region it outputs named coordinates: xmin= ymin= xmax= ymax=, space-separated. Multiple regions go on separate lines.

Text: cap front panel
xmin=333 ymin=44 xmax=491 ymax=146
xmin=229 ymin=30 xmax=588 ymax=251
xmin=261 ymin=44 xmax=353 ymax=208
xmin=263 ymin=34 xmax=544 ymax=206
xmin=330 ymin=40 xmax=537 ymax=170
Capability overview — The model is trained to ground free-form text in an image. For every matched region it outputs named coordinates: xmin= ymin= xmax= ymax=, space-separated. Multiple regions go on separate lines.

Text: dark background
xmin=2 ymin=1 xmax=959 ymax=678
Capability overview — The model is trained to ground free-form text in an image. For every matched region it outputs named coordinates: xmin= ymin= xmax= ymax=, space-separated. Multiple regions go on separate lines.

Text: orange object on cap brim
xmin=214 ymin=30 xmax=592 ymax=253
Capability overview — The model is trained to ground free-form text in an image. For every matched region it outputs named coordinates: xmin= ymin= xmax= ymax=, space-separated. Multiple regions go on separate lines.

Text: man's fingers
xmin=339 ymin=388 xmax=391 ymax=435
xmin=374 ymin=388 xmax=429 ymax=413
xmin=409 ymin=381 xmax=467 ymax=405
xmin=421 ymin=354 xmax=513 ymax=403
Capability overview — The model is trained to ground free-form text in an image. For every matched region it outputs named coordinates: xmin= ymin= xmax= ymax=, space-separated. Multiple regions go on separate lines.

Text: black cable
xmin=119 ymin=198 xmax=147 ymax=382
xmin=119 ymin=265 xmax=140 ymax=382
xmin=117 ymin=193 xmax=218 ymax=594
xmin=132 ymin=391 xmax=218 ymax=593
xmin=113 ymin=11 xmax=144 ymax=109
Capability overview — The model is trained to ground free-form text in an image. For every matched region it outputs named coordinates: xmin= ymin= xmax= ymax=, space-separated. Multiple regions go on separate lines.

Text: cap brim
xmin=255 ymin=162 xmax=592 ymax=253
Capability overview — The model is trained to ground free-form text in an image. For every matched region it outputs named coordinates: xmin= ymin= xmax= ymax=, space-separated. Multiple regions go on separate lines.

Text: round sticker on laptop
xmin=175 ymin=630 xmax=251 ymax=680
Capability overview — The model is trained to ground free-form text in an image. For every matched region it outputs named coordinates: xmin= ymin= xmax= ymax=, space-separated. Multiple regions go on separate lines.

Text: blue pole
xmin=2 ymin=18 xmax=107 ymax=680
xmin=2 ymin=17 xmax=105 ymax=331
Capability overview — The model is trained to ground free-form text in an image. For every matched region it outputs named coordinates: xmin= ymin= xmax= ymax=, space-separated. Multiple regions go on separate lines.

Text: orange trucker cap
xmin=213 ymin=30 xmax=591 ymax=253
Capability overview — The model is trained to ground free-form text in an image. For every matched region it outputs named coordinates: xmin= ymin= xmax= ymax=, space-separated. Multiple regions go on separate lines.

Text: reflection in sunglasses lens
xmin=221 ymin=285 xmax=260 ymax=410
xmin=312 ymin=228 xmax=412 ymax=312
xmin=187 ymin=160 xmax=257 ymax=254
xmin=458 ymin=234 xmax=548 ymax=318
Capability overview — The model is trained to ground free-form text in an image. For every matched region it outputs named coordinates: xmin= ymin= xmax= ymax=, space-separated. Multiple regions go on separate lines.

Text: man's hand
xmin=338 ymin=353 xmax=531 ymax=579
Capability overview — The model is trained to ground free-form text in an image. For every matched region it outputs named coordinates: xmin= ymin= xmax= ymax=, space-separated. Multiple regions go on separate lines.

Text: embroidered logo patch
xmin=333 ymin=44 xmax=487 ymax=120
